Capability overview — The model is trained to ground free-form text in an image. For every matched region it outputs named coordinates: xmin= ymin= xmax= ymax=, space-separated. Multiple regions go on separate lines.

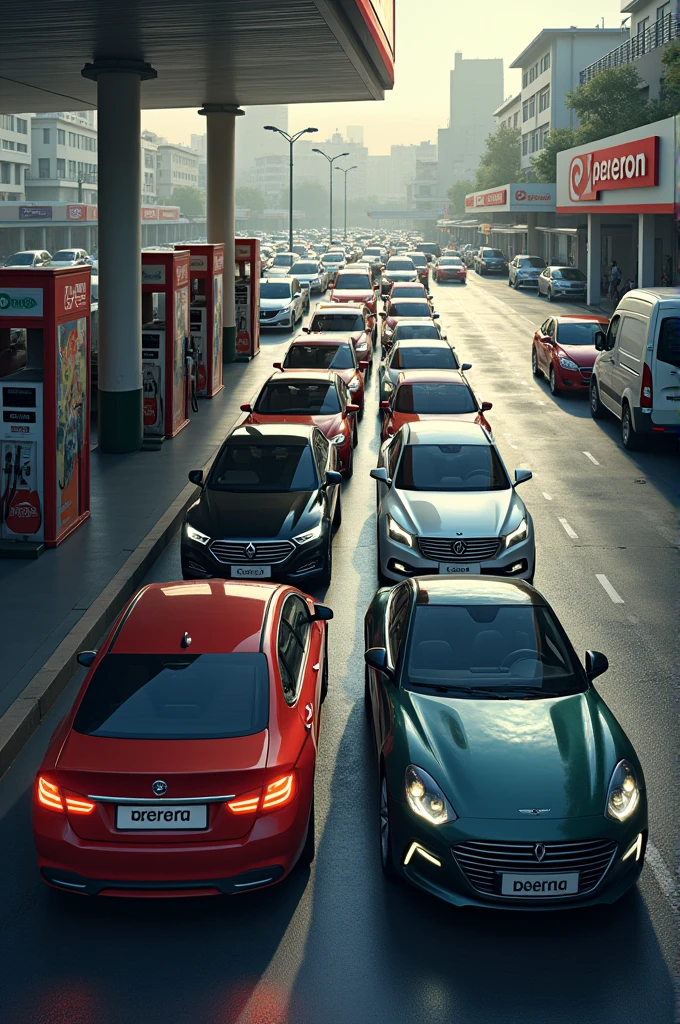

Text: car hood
xmin=557 ymin=344 xmax=597 ymax=367
xmin=391 ymin=486 xmax=523 ymax=538
xmin=260 ymin=296 xmax=292 ymax=310
xmin=190 ymin=488 xmax=320 ymax=539
xmin=401 ymin=689 xmax=628 ymax=819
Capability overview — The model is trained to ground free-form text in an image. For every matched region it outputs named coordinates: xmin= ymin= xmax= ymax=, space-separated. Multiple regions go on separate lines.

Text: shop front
xmin=460 ymin=184 xmax=558 ymax=259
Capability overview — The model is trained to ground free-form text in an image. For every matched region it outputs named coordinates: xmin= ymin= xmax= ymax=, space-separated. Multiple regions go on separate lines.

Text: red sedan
xmin=532 ymin=314 xmax=609 ymax=396
xmin=380 ymin=369 xmax=492 ymax=441
xmin=275 ymin=334 xmax=368 ymax=410
xmin=305 ymin=302 xmax=375 ymax=362
xmin=433 ymin=256 xmax=467 ymax=284
xmin=241 ymin=370 xmax=360 ymax=476
xmin=329 ymin=269 xmax=377 ymax=313
xmin=33 ymin=580 xmax=333 ymax=897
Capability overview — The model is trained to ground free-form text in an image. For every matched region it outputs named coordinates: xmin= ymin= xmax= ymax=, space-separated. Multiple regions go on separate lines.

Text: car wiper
xmin=409 ymin=682 xmax=511 ymax=699
xmin=495 ymin=688 xmax=566 ymax=699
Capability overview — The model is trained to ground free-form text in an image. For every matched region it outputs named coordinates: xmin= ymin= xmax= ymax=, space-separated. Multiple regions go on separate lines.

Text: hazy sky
xmin=141 ymin=0 xmax=625 ymax=155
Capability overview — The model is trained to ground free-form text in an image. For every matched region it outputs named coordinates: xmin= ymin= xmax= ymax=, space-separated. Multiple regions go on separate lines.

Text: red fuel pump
xmin=141 ymin=249 xmax=190 ymax=440
xmin=175 ymin=243 xmax=225 ymax=398
xmin=235 ymin=239 xmax=261 ymax=361
xmin=0 ymin=265 xmax=91 ymax=553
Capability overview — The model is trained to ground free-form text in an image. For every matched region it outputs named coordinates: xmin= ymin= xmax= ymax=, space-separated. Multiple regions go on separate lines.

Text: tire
xmin=333 ymin=490 xmax=342 ymax=531
xmin=621 ymin=402 xmax=639 ymax=451
xmin=589 ymin=379 xmax=605 ymax=419
xmin=298 ymin=798 xmax=315 ymax=868
xmin=379 ymin=772 xmax=398 ymax=879
xmin=531 ymin=346 xmax=543 ymax=378
xmin=319 ymin=537 xmax=333 ymax=587
xmin=549 ymin=365 xmax=560 ymax=396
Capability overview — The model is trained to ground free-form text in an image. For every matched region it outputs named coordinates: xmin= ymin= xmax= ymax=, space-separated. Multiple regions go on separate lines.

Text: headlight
xmin=293 ymin=523 xmax=324 ymax=545
xmin=405 ymin=765 xmax=457 ymax=825
xmin=186 ymin=524 xmax=210 ymax=546
xmin=606 ymin=760 xmax=641 ymax=822
xmin=502 ymin=517 xmax=528 ymax=549
xmin=348 ymin=378 xmax=361 ymax=391
xmin=387 ymin=515 xmax=415 ymax=548
xmin=355 ymin=341 xmax=368 ymax=352
xmin=559 ymin=355 xmax=579 ymax=371
xmin=383 ymin=381 xmax=393 ymax=393
xmin=329 ymin=433 xmax=346 ymax=446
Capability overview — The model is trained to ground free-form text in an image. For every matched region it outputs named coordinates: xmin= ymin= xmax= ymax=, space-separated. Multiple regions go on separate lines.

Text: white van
xmin=590 ymin=288 xmax=680 ymax=450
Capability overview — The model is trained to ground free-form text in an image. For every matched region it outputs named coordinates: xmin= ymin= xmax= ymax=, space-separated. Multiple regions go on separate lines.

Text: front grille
xmin=419 ymin=537 xmax=501 ymax=562
xmin=260 ymin=309 xmax=279 ymax=320
xmin=453 ymin=838 xmax=617 ymax=897
xmin=578 ymin=367 xmax=592 ymax=377
xmin=210 ymin=540 xmax=295 ymax=564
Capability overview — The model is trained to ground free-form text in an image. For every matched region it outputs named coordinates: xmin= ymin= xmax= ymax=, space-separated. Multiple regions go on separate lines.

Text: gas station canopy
xmin=0 ymin=0 xmax=395 ymax=112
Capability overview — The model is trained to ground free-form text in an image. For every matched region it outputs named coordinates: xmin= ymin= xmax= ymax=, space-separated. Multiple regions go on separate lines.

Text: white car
xmin=290 ymin=260 xmax=329 ymax=296
xmin=49 ymin=248 xmax=90 ymax=267
xmin=259 ymin=277 xmax=305 ymax=330
xmin=4 ymin=249 xmax=51 ymax=268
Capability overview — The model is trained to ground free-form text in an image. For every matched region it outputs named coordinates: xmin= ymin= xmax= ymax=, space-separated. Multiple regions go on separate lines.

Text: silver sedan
xmin=378 ymin=337 xmax=469 ymax=402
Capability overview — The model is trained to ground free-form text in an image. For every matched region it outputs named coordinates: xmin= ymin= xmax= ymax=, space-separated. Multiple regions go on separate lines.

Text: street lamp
xmin=263 ymin=125 xmax=318 ymax=253
xmin=335 ymin=165 xmax=357 ymax=241
xmin=312 ymin=149 xmax=349 ymax=244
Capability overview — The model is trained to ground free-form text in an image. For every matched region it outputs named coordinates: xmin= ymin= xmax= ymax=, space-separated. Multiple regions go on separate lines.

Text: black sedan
xmin=474 ymin=248 xmax=508 ymax=275
xmin=181 ymin=424 xmax=342 ymax=587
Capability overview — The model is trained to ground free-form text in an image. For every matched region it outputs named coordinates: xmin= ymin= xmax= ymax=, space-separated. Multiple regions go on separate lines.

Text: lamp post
xmin=263 ymin=125 xmax=318 ymax=253
xmin=312 ymin=149 xmax=349 ymax=244
xmin=335 ymin=165 xmax=357 ymax=241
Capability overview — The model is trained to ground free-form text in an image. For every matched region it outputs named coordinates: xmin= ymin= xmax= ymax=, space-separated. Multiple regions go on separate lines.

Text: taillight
xmin=227 ymin=793 xmax=260 ymax=815
xmin=641 ymin=363 xmax=653 ymax=408
xmin=36 ymin=776 xmax=96 ymax=814
xmin=65 ymin=795 xmax=96 ymax=815
xmin=226 ymin=773 xmax=297 ymax=815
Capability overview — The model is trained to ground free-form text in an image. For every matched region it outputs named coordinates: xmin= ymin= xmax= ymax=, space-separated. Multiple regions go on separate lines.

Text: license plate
xmin=439 ymin=563 xmax=481 ymax=575
xmin=501 ymin=872 xmax=579 ymax=897
xmin=116 ymin=804 xmax=207 ymax=830
xmin=231 ymin=565 xmax=271 ymax=578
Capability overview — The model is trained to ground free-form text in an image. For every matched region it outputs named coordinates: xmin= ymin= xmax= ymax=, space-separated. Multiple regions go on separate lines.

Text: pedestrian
xmin=609 ymin=261 xmax=622 ymax=302
xmin=620 ymin=277 xmax=636 ymax=297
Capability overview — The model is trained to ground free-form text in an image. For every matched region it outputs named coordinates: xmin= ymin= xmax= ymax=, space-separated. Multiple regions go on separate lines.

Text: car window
xmin=209 ymin=442 xmax=318 ymax=492
xmin=312 ymin=429 xmax=330 ymax=476
xmin=278 ymin=595 xmax=311 ymax=705
xmin=616 ymin=316 xmax=647 ymax=358
xmin=387 ymin=584 xmax=411 ymax=668
xmin=285 ymin=343 xmax=354 ymax=370
xmin=334 ymin=274 xmax=372 ymax=289
xmin=390 ymin=302 xmax=431 ymax=317
xmin=656 ymin=317 xmax=680 ymax=368
xmin=397 ymin=346 xmax=458 ymax=371
xmin=556 ymin=322 xmax=606 ymax=346
xmin=395 ymin=383 xmax=476 ymax=414
xmin=387 ymin=260 xmax=415 ymax=271
xmin=310 ymin=313 xmax=364 ymax=332
xmin=395 ymin=443 xmax=510 ymax=491
xmin=384 ymin=430 xmax=403 ymax=478
xmin=260 ymin=282 xmax=292 ymax=299
xmin=392 ymin=325 xmax=439 ymax=341
xmin=255 ymin=380 xmax=341 ymax=415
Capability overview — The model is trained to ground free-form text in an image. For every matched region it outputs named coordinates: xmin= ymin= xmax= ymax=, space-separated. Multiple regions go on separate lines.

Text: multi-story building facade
xmin=235 ymin=105 xmax=288 ymax=188
xmin=26 ymin=111 xmax=98 ymax=202
xmin=494 ymin=94 xmax=521 ymax=130
xmin=141 ymin=131 xmax=158 ymax=205
xmin=437 ymin=52 xmax=504 ymax=196
xmin=510 ymin=27 xmax=629 ymax=173
xmin=252 ymin=154 xmax=288 ymax=204
xmin=0 ymin=113 xmax=32 ymax=201
xmin=295 ymin=133 xmax=368 ymax=202
xmin=156 ymin=142 xmax=200 ymax=198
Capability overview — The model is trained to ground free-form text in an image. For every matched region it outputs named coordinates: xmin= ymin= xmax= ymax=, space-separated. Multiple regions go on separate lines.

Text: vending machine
xmin=141 ymin=249 xmax=191 ymax=440
xmin=234 ymin=239 xmax=261 ymax=362
xmin=0 ymin=265 xmax=91 ymax=554
xmin=175 ymin=243 xmax=224 ymax=398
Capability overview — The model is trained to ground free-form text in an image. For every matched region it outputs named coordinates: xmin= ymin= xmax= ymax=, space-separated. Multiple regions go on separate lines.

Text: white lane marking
xmin=558 ymin=517 xmax=578 ymax=539
xmin=537 ymin=400 xmax=545 ymax=406
xmin=596 ymin=574 xmax=624 ymax=604
xmin=645 ymin=841 xmax=679 ymax=911
xmin=583 ymin=451 xmax=600 ymax=465
xmin=542 ymin=492 xmax=552 ymax=500
xmin=503 ymin=432 xmax=518 ymax=450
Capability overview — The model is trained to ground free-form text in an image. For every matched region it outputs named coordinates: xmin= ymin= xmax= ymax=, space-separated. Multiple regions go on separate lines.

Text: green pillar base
xmin=223 ymin=325 xmax=236 ymax=364
xmin=98 ymin=388 xmax=143 ymax=454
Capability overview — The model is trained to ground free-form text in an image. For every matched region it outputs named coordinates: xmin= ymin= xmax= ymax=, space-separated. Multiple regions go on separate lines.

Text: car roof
xmin=395 ymin=336 xmax=449 ymax=348
xmin=389 ymin=298 xmax=431 ymax=305
xmin=260 ymin=275 xmax=296 ymax=283
xmin=268 ymin=369 xmax=338 ymax=384
xmin=405 ymin=420 xmax=490 ymax=445
xmin=554 ymin=315 xmax=609 ymax=324
xmin=618 ymin=287 xmax=679 ymax=303
xmin=110 ymin=581 xmax=278 ymax=654
xmin=290 ymin=333 xmax=352 ymax=346
xmin=413 ymin=577 xmax=544 ymax=606
xmin=229 ymin=422 xmax=314 ymax=442
xmin=397 ymin=369 xmax=467 ymax=385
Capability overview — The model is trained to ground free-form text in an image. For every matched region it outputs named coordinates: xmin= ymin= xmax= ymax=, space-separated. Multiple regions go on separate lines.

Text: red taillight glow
xmin=37 ymin=776 xmax=63 ymax=811
xmin=227 ymin=793 xmax=260 ymax=815
xmin=65 ymin=796 xmax=96 ymax=815
xmin=262 ymin=774 xmax=296 ymax=810
xmin=641 ymin=363 xmax=653 ymax=409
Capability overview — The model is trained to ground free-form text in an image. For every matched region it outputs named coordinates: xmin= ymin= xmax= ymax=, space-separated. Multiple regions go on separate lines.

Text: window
xmin=657 ymin=318 xmax=680 ymax=368
xmin=522 ymin=101 xmax=529 ymax=122
xmin=14 ymin=164 xmax=21 ymax=185
xmin=539 ymin=86 xmax=550 ymax=112
xmin=540 ymin=124 xmax=550 ymax=149
xmin=0 ymin=115 xmax=14 ymax=131
xmin=38 ymin=158 xmax=50 ymax=178
xmin=395 ymin=444 xmax=510 ymax=492
xmin=16 ymin=117 xmax=27 ymax=134
xmin=522 ymin=72 xmax=528 ymax=88
xmin=145 ymin=151 xmax=154 ymax=168
xmin=17 ymin=143 xmax=27 ymax=153
xmin=68 ymin=132 xmax=76 ymax=147
xmin=528 ymin=95 xmax=536 ymax=118
xmin=387 ymin=584 xmax=411 ymax=669
xmin=56 ymin=158 xmax=65 ymax=177
xmin=513 ymin=111 xmax=519 ymax=127
xmin=529 ymin=66 xmax=535 ymax=84
xmin=2 ymin=140 xmax=14 ymax=150
xmin=57 ymin=129 xmax=65 ymax=145
xmin=42 ymin=128 xmax=50 ymax=144
xmin=0 ymin=163 xmax=9 ymax=184
xmin=311 ymin=429 xmax=330 ymax=477
xmin=277 ymin=596 xmax=311 ymax=705
xmin=522 ymin=134 xmax=529 ymax=156
xmin=68 ymin=159 xmax=76 ymax=178
xmin=530 ymin=129 xmax=541 ymax=153
xmin=657 ymin=2 xmax=671 ymax=19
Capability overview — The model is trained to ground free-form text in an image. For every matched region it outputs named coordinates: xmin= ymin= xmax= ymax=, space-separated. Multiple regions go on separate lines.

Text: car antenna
xmin=180 ymin=632 xmax=192 ymax=648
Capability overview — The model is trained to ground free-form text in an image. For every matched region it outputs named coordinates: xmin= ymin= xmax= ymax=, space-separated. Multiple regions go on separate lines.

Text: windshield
xmin=392 ymin=346 xmax=458 ymax=371
xmin=395 ymin=444 xmax=509 ymax=491
xmin=73 ymin=653 xmax=270 ymax=739
xmin=404 ymin=605 xmax=585 ymax=696
xmin=291 ymin=262 xmax=318 ymax=275
xmin=364 ymin=249 xmax=381 ymax=257
xmin=556 ymin=322 xmax=606 ymax=346
xmin=209 ymin=441 xmax=318 ymax=491
xmin=52 ymin=250 xmax=77 ymax=261
xmin=552 ymin=269 xmax=586 ymax=281
xmin=390 ymin=302 xmax=431 ymax=317
xmin=322 ymin=253 xmax=344 ymax=263
xmin=395 ymin=383 xmax=475 ymax=414
xmin=483 ymin=250 xmax=505 ymax=259
xmin=310 ymin=313 xmax=364 ymax=332
xmin=519 ymin=257 xmax=545 ymax=268
xmin=5 ymin=253 xmax=35 ymax=266
xmin=260 ymin=283 xmax=292 ymax=298
xmin=272 ymin=254 xmax=295 ymax=266
xmin=393 ymin=324 xmax=439 ymax=341
xmin=285 ymin=344 xmax=354 ymax=370
xmin=387 ymin=260 xmax=415 ymax=271
xmin=440 ymin=258 xmax=462 ymax=266
xmin=407 ymin=254 xmax=427 ymax=267
xmin=390 ymin=285 xmax=425 ymax=298
xmin=255 ymin=380 xmax=341 ymax=415
xmin=334 ymin=274 xmax=372 ymax=290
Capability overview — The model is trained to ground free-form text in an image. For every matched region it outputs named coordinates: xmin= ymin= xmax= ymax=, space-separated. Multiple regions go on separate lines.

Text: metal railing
xmin=580 ymin=14 xmax=679 ymax=84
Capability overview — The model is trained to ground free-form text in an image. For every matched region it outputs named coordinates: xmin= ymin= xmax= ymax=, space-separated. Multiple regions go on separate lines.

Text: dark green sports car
xmin=364 ymin=576 xmax=647 ymax=909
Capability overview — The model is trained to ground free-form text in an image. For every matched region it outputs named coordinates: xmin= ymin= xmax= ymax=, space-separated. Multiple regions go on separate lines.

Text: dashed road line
xmin=542 ymin=492 xmax=552 ymax=500
xmin=596 ymin=574 xmax=624 ymax=604
xmin=537 ymin=400 xmax=545 ymax=406
xmin=583 ymin=451 xmax=600 ymax=465
xmin=558 ymin=517 xmax=578 ymax=539
xmin=646 ymin=841 xmax=679 ymax=912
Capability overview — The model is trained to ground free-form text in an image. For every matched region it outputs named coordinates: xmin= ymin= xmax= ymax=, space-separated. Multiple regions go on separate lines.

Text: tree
xmin=447 ymin=178 xmax=475 ymax=214
xmin=474 ymin=125 xmax=522 ymax=190
xmin=565 ymin=66 xmax=652 ymax=143
xmin=235 ymin=186 xmax=266 ymax=218
xmin=169 ymin=185 xmax=205 ymax=218
xmin=531 ymin=127 xmax=576 ymax=183
xmin=659 ymin=40 xmax=680 ymax=115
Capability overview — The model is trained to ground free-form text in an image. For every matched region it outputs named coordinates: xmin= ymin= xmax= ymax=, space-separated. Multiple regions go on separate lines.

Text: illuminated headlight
xmin=502 ymin=517 xmax=528 ymax=549
xmin=606 ymin=760 xmax=641 ymax=822
xmin=559 ymin=355 xmax=579 ymax=371
xmin=387 ymin=515 xmax=415 ymax=548
xmin=293 ymin=523 xmax=324 ymax=545
xmin=186 ymin=524 xmax=210 ymax=546
xmin=348 ymin=379 xmax=361 ymax=391
xmin=311 ymin=277 xmax=320 ymax=285
xmin=329 ymin=434 xmax=346 ymax=446
xmin=405 ymin=764 xmax=457 ymax=825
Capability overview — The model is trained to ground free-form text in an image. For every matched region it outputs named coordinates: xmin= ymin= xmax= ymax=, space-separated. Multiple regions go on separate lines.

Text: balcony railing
xmin=580 ymin=14 xmax=679 ymax=84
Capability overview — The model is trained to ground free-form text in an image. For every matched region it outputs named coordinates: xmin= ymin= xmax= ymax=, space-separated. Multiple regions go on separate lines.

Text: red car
xmin=241 ymin=370 xmax=360 ymax=477
xmin=329 ymin=269 xmax=377 ymax=313
xmin=532 ymin=314 xmax=609 ymax=396
xmin=305 ymin=302 xmax=375 ymax=362
xmin=380 ymin=369 xmax=492 ymax=441
xmin=380 ymin=297 xmax=440 ymax=350
xmin=33 ymin=580 xmax=333 ymax=897
xmin=275 ymin=334 xmax=368 ymax=410
xmin=433 ymin=256 xmax=467 ymax=284
xmin=385 ymin=281 xmax=432 ymax=306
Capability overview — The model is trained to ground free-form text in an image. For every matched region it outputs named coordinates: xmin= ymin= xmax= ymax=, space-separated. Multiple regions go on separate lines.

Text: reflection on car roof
xmin=414 ymin=577 xmax=544 ymax=606
xmin=405 ymin=421 xmax=489 ymax=445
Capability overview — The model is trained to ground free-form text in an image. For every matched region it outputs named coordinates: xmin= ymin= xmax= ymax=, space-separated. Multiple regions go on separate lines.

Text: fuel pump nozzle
xmin=185 ymin=335 xmax=199 ymax=414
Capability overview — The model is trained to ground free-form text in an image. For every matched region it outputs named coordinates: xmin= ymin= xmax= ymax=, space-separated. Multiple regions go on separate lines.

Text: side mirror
xmin=302 ymin=327 xmax=311 ymax=334
xmin=370 ymin=467 xmax=390 ymax=485
xmin=379 ymin=400 xmax=391 ymax=411
xmin=346 ymin=403 xmax=360 ymax=413
xmin=364 ymin=647 xmax=394 ymax=679
xmin=481 ymin=401 xmax=493 ymax=411
xmin=432 ymin=313 xmax=440 ymax=319
xmin=427 ymin=294 xmax=433 ymax=300
xmin=240 ymin=403 xmax=252 ymax=413
xmin=310 ymin=603 xmax=334 ymax=622
xmin=585 ymin=650 xmax=608 ymax=681
xmin=461 ymin=362 xmax=472 ymax=371
xmin=77 ymin=650 xmax=97 ymax=668
xmin=272 ymin=361 xmax=282 ymax=369
xmin=514 ymin=468 xmax=533 ymax=485
xmin=359 ymin=360 xmax=369 ymax=372
xmin=594 ymin=331 xmax=606 ymax=351
xmin=188 ymin=469 xmax=204 ymax=486
xmin=325 ymin=469 xmax=343 ymax=487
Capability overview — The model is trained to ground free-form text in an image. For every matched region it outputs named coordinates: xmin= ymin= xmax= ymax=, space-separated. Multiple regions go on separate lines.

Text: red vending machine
xmin=141 ymin=249 xmax=191 ymax=440
xmin=175 ymin=243 xmax=224 ymax=399
xmin=0 ymin=265 xmax=91 ymax=554
xmin=235 ymin=239 xmax=261 ymax=362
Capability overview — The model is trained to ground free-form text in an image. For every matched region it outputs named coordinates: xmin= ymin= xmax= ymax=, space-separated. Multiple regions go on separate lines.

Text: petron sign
xmin=568 ymin=136 xmax=658 ymax=202
xmin=465 ymin=184 xmax=556 ymax=212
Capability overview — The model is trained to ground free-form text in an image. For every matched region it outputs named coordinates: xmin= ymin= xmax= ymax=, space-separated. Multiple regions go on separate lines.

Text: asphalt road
xmin=0 ymin=274 xmax=677 ymax=1024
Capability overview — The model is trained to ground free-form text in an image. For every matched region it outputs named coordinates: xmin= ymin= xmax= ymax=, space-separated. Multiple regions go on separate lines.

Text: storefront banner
xmin=568 ymin=136 xmax=659 ymax=202
xmin=19 ymin=206 xmax=51 ymax=220
xmin=56 ymin=318 xmax=87 ymax=541
xmin=0 ymin=288 xmax=44 ymax=317
xmin=142 ymin=265 xmax=165 ymax=285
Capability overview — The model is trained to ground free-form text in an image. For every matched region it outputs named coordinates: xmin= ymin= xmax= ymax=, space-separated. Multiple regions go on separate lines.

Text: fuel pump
xmin=141 ymin=249 xmax=191 ymax=440
xmin=234 ymin=239 xmax=261 ymax=361
xmin=175 ymin=244 xmax=225 ymax=398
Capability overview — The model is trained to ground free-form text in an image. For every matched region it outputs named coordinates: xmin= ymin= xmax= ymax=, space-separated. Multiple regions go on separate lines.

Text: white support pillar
xmin=19 ymin=227 xmax=25 ymax=250
xmin=199 ymin=103 xmax=244 ymax=362
xmin=638 ymin=213 xmax=655 ymax=288
xmin=587 ymin=214 xmax=602 ymax=307
xmin=82 ymin=59 xmax=156 ymax=452
xmin=527 ymin=212 xmax=540 ymax=256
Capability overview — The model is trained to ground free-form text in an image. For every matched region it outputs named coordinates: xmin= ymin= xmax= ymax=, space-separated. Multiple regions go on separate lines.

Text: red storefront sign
xmin=142 ymin=207 xmax=159 ymax=220
xmin=568 ymin=136 xmax=659 ymax=202
xmin=466 ymin=189 xmax=507 ymax=208
xmin=160 ymin=207 xmax=180 ymax=220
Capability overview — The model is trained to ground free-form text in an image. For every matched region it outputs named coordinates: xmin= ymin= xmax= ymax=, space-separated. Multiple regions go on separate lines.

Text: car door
xmin=597 ymin=313 xmax=621 ymax=413
xmin=537 ymin=317 xmax=554 ymax=371
xmin=611 ymin=313 xmax=647 ymax=413
xmin=653 ymin=312 xmax=680 ymax=424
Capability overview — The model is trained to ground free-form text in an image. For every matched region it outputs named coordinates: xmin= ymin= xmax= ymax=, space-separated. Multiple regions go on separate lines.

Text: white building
xmin=438 ymin=52 xmax=504 ymax=196
xmin=0 ymin=113 xmax=32 ymax=201
xmin=252 ymin=154 xmax=288 ymax=203
xmin=494 ymin=94 xmax=521 ymax=130
xmin=26 ymin=112 xmax=98 ymax=202
xmin=510 ymin=27 xmax=630 ymax=173
xmin=294 ymin=133 xmax=369 ymax=202
xmin=141 ymin=132 xmax=157 ymax=205
xmin=156 ymin=142 xmax=200 ymax=198
xmin=235 ymin=105 xmax=288 ymax=188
